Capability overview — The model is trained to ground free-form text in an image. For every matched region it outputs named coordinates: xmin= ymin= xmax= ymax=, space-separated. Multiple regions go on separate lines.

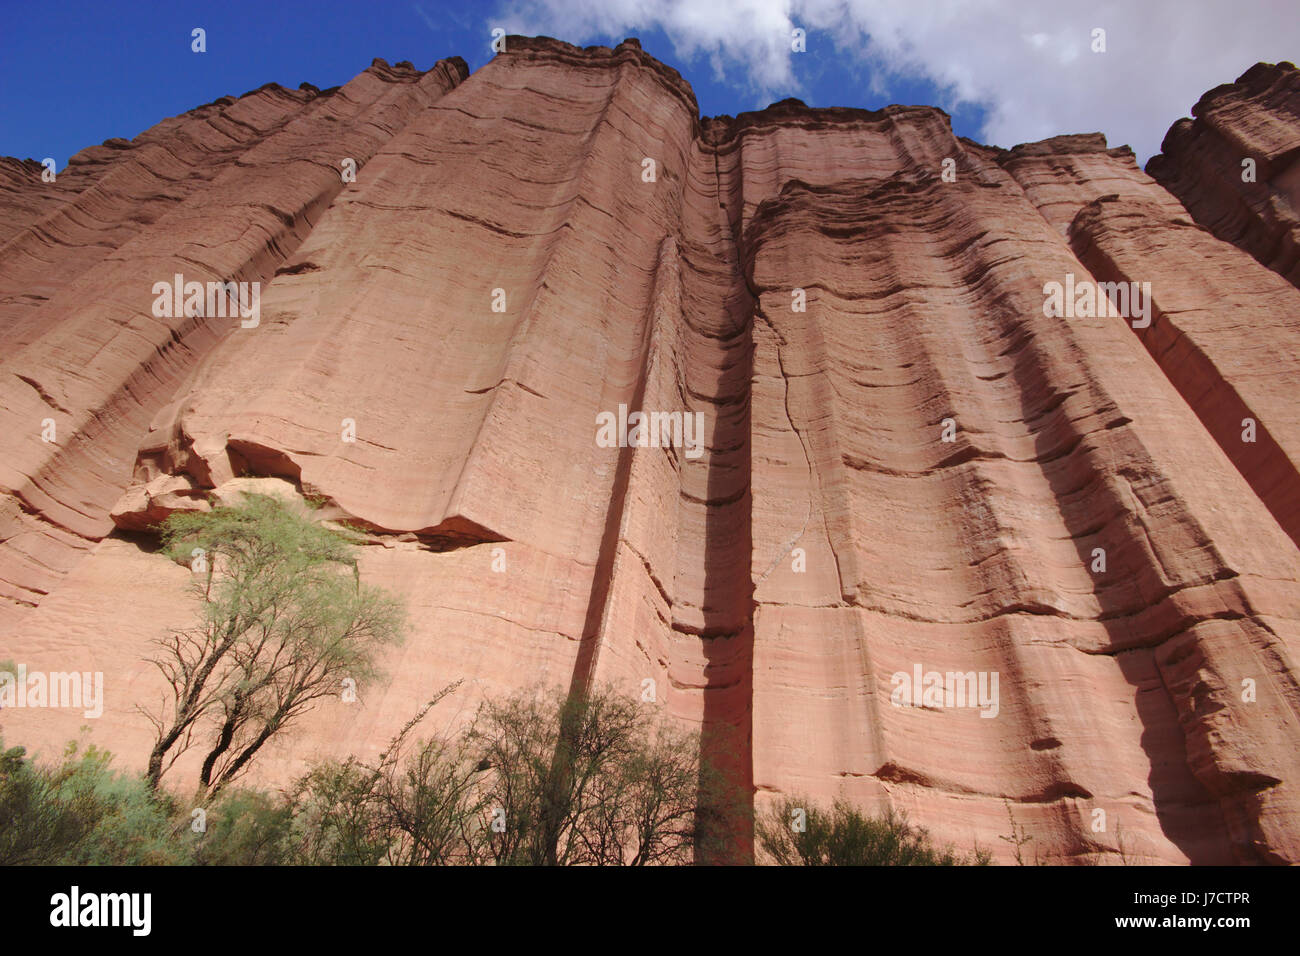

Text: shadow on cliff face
xmin=561 ymin=268 xmax=757 ymax=861
xmin=107 ymin=527 xmax=165 ymax=555
xmin=694 ymin=320 xmax=757 ymax=865
xmin=687 ymin=154 xmax=760 ymax=863
xmin=1014 ymin=337 xmax=1237 ymax=864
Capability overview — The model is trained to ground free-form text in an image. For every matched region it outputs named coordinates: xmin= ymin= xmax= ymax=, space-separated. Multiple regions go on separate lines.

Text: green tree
xmin=143 ymin=493 xmax=404 ymax=795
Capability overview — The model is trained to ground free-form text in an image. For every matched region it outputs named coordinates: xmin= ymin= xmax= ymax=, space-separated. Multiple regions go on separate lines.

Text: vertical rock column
xmin=1148 ymin=61 xmax=1300 ymax=289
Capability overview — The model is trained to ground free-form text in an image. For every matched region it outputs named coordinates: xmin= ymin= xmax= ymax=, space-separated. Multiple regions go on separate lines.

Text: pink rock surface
xmin=2 ymin=37 xmax=1299 ymax=864
xmin=1148 ymin=61 xmax=1300 ymax=288
xmin=0 ymin=57 xmax=466 ymax=627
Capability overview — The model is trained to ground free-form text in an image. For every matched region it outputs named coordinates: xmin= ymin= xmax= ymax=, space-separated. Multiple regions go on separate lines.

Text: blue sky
xmin=0 ymin=0 xmax=973 ymax=169
xmin=2 ymin=0 xmax=1296 ymax=169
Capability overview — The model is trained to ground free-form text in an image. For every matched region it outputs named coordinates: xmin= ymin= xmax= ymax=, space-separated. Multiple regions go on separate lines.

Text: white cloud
xmin=488 ymin=0 xmax=1300 ymax=163
xmin=489 ymin=0 xmax=801 ymax=93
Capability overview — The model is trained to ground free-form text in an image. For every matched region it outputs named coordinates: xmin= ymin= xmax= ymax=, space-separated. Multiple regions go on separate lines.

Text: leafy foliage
xmin=145 ymin=493 xmax=404 ymax=795
xmin=1 ymin=685 xmax=738 ymax=866
xmin=0 ymin=740 xmax=184 ymax=865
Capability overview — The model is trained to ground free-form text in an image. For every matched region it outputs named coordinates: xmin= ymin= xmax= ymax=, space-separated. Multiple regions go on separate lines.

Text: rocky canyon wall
xmin=2 ymin=39 xmax=1299 ymax=864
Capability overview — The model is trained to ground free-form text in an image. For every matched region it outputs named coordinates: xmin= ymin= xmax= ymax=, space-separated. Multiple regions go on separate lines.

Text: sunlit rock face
xmin=2 ymin=39 xmax=1299 ymax=864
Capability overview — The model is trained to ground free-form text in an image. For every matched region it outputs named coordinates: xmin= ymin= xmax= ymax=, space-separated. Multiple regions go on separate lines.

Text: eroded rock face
xmin=2 ymin=39 xmax=1299 ymax=864
xmin=1148 ymin=61 xmax=1300 ymax=288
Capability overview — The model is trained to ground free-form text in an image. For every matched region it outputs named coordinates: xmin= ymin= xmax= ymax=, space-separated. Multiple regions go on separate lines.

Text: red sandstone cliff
xmin=2 ymin=39 xmax=1299 ymax=865
xmin=1148 ymin=61 xmax=1300 ymax=289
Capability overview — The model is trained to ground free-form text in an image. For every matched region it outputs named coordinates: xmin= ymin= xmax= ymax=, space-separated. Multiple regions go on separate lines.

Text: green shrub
xmin=0 ymin=739 xmax=181 ymax=865
xmin=756 ymin=796 xmax=992 ymax=866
